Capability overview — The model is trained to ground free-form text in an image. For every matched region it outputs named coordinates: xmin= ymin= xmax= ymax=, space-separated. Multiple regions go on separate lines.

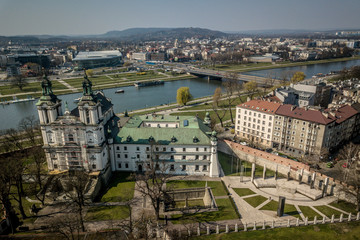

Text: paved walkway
xmin=221 ymin=175 xmax=337 ymax=223
xmin=57 ymin=79 xmax=77 ymax=92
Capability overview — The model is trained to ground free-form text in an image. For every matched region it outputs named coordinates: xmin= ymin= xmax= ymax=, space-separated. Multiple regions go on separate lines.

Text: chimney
xmin=291 ymin=106 xmax=296 ymax=111
xmin=322 ymin=112 xmax=329 ymax=118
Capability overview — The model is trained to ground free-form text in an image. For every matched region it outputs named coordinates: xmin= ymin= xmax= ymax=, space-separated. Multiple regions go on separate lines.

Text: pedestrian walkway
xmin=221 ymin=175 xmax=338 ymax=223
xmin=57 ymin=79 xmax=77 ymax=92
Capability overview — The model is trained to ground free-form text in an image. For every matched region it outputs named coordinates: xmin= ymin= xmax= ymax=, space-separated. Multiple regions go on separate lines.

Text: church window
xmin=86 ymin=110 xmax=90 ymax=124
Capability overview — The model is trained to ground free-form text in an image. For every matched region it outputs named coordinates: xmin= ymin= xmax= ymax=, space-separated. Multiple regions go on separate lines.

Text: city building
xmin=131 ymin=52 xmax=150 ymax=61
xmin=274 ymin=82 xmax=332 ymax=108
xmin=236 ymin=99 xmax=359 ymax=156
xmin=37 ymin=73 xmax=220 ymax=177
xmin=73 ymin=50 xmax=123 ymax=69
xmin=235 ymin=100 xmax=281 ymax=147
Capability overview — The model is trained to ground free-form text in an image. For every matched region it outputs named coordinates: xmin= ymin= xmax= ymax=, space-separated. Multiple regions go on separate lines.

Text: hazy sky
xmin=0 ymin=0 xmax=359 ymax=36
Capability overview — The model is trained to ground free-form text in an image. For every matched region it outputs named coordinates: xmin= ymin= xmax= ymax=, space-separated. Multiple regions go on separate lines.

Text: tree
xmin=18 ymin=115 xmax=39 ymax=146
xmin=212 ymin=87 xmax=227 ymax=127
xmin=48 ymin=213 xmax=82 ymax=240
xmin=11 ymin=74 xmax=28 ymax=91
xmin=244 ymin=81 xmax=258 ymax=100
xmin=134 ymin=141 xmax=173 ymax=221
xmin=337 ymin=143 xmax=360 ymax=211
xmin=0 ymin=155 xmax=19 ymax=233
xmin=176 ymin=87 xmax=192 ymax=106
xmin=63 ymin=171 xmax=90 ymax=232
xmin=85 ymin=69 xmax=94 ymax=77
xmin=223 ymin=73 xmax=239 ymax=124
xmin=291 ymin=71 xmax=306 ymax=83
xmin=263 ymin=72 xmax=277 ymax=96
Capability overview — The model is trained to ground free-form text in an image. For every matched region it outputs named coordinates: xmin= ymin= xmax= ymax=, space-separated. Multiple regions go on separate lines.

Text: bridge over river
xmin=187 ymin=68 xmax=279 ymax=86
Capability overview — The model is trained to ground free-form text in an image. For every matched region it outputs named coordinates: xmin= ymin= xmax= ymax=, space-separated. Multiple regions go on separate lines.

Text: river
xmin=1 ymin=59 xmax=360 ymax=131
xmin=243 ymin=59 xmax=360 ymax=79
xmin=0 ymin=78 xmax=222 ymax=131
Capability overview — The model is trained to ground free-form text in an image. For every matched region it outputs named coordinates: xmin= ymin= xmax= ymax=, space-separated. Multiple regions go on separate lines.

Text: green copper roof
xmin=114 ymin=115 xmax=213 ymax=145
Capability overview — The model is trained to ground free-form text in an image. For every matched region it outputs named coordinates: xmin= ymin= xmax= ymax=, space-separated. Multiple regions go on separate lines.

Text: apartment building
xmin=235 ymin=99 xmax=358 ymax=156
xmin=235 ymin=100 xmax=281 ymax=147
xmin=273 ymin=105 xmax=331 ymax=155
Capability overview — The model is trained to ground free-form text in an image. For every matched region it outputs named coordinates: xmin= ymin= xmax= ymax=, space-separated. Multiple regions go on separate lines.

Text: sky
xmin=0 ymin=0 xmax=359 ymax=36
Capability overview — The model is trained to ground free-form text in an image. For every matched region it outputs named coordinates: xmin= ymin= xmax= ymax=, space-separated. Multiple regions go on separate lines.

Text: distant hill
xmin=100 ymin=27 xmax=228 ymax=40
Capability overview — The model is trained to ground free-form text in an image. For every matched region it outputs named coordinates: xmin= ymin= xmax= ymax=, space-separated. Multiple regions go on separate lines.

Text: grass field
xmin=298 ymin=205 xmax=322 ymax=221
xmin=193 ymin=221 xmax=360 ymax=240
xmin=171 ymin=198 xmax=238 ymax=224
xmin=329 ymin=200 xmax=358 ymax=215
xmin=100 ymin=172 xmax=135 ymax=202
xmin=167 ymin=180 xmax=227 ymax=196
xmin=314 ymin=205 xmax=344 ymax=218
xmin=243 ymin=195 xmax=267 ymax=208
xmin=85 ymin=205 xmax=130 ymax=221
xmin=175 ymin=199 xmax=205 ymax=208
xmin=233 ymin=188 xmax=256 ymax=197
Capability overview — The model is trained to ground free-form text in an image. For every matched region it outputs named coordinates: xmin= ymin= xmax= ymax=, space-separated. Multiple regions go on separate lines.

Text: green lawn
xmin=233 ymin=188 xmax=256 ymax=197
xmin=259 ymin=200 xmax=300 ymax=219
xmin=100 ymin=172 xmax=135 ymax=202
xmin=85 ymin=205 xmax=130 ymax=221
xmin=299 ymin=205 xmax=322 ymax=221
xmin=167 ymin=180 xmax=227 ymax=196
xmin=175 ymin=199 xmax=205 ymax=208
xmin=314 ymin=205 xmax=343 ymax=218
xmin=329 ymin=200 xmax=359 ymax=215
xmin=243 ymin=195 xmax=267 ymax=208
xmin=192 ymin=222 xmax=360 ymax=240
xmin=171 ymin=198 xmax=238 ymax=224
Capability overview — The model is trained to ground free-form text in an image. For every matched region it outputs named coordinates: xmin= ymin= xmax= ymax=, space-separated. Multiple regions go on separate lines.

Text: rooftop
xmin=238 ymin=100 xmax=281 ymax=114
xmin=114 ymin=115 xmax=213 ymax=145
xmin=73 ymin=50 xmax=122 ymax=61
xmin=276 ymin=104 xmax=333 ymax=125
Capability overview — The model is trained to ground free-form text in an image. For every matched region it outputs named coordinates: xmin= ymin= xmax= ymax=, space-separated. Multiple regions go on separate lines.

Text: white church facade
xmin=36 ymin=72 xmax=221 ymax=177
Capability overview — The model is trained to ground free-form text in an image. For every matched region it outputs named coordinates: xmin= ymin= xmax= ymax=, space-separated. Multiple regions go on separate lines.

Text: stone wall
xmin=168 ymin=188 xmax=205 ymax=201
xmin=223 ymin=140 xmax=357 ymax=203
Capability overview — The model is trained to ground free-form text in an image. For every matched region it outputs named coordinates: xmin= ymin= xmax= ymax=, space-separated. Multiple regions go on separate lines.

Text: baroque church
xmin=37 ymin=72 xmax=221 ymax=178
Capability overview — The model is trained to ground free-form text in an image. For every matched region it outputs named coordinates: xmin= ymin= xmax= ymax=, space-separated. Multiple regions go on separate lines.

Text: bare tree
xmin=337 ymin=143 xmax=360 ymax=211
xmin=0 ymin=155 xmax=19 ymax=233
xmin=12 ymin=152 xmax=28 ymax=219
xmin=223 ymin=73 xmax=239 ymax=124
xmin=212 ymin=87 xmax=227 ymax=127
xmin=11 ymin=74 xmax=28 ymax=91
xmin=134 ymin=141 xmax=173 ymax=222
xmin=263 ymin=72 xmax=277 ymax=96
xmin=48 ymin=213 xmax=82 ymax=240
xmin=2 ymin=128 xmax=24 ymax=152
xmin=18 ymin=115 xmax=40 ymax=146
xmin=63 ymin=171 xmax=90 ymax=232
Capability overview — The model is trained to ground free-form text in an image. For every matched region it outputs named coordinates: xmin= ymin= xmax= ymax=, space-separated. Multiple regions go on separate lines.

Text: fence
xmin=161 ymin=212 xmax=360 ymax=239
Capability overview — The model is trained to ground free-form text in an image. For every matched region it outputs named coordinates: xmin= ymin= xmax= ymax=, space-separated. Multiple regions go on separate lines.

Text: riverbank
xmin=206 ymin=56 xmax=360 ymax=73
xmin=0 ymin=73 xmax=196 ymax=101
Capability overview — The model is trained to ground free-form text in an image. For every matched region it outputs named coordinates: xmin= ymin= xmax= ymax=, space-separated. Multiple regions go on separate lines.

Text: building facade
xmin=235 ymin=99 xmax=358 ymax=156
xmin=235 ymin=100 xmax=281 ymax=148
xmin=73 ymin=50 xmax=123 ymax=69
xmin=37 ymin=74 xmax=220 ymax=177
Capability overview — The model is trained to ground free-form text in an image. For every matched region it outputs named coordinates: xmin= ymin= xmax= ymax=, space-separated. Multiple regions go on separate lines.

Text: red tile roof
xmin=324 ymin=105 xmax=358 ymax=124
xmin=238 ymin=100 xmax=281 ymax=114
xmin=276 ymin=105 xmax=334 ymax=125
